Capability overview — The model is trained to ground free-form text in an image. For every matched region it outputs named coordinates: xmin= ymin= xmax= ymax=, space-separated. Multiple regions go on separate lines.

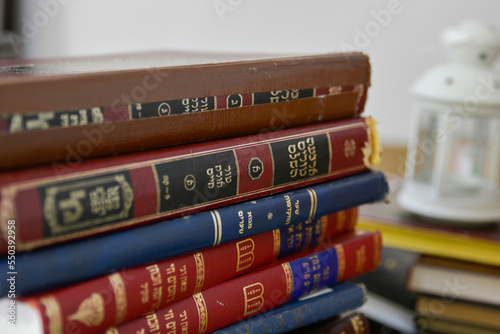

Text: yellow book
xmin=358 ymin=176 xmax=500 ymax=267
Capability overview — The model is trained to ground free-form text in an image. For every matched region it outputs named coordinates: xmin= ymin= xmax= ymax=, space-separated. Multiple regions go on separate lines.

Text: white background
xmin=12 ymin=0 xmax=500 ymax=145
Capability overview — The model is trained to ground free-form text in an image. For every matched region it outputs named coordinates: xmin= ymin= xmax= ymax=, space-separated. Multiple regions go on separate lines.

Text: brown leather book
xmin=0 ymin=51 xmax=370 ymax=169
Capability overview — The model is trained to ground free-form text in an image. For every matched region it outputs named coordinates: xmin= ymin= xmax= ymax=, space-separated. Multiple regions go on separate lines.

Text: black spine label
xmin=154 ymin=151 xmax=238 ymax=212
xmin=253 ymin=89 xmax=314 ymax=105
xmin=270 ymin=134 xmax=330 ymax=186
xmin=39 ymin=171 xmax=134 ymax=237
xmin=130 ymin=97 xmax=216 ymax=119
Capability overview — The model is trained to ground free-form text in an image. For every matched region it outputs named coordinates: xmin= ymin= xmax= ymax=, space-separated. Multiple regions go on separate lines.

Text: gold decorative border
xmin=272 ymin=229 xmax=281 ymax=259
xmin=40 ymin=296 xmax=62 ymax=334
xmin=108 ymin=273 xmax=127 ymax=324
xmin=193 ymin=252 xmax=205 ymax=294
xmin=335 ymin=244 xmax=345 ymax=282
xmin=193 ymin=293 xmax=208 ymax=334
xmin=281 ymin=263 xmax=293 ymax=301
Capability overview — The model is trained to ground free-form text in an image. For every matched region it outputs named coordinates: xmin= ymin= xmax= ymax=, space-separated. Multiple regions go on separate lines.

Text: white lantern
xmin=398 ymin=20 xmax=500 ymax=224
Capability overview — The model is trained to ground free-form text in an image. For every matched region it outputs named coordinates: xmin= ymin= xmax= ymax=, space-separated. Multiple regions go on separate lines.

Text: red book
xmin=102 ymin=230 xmax=382 ymax=334
xmin=0 ymin=117 xmax=379 ymax=253
xmin=23 ymin=210 xmax=357 ymax=334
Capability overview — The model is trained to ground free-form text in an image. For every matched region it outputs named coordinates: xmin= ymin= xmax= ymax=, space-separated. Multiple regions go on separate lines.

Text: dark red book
xmin=0 ymin=51 xmax=370 ymax=169
xmin=0 ymin=117 xmax=379 ymax=253
xmin=102 ymin=230 xmax=382 ymax=334
xmin=23 ymin=210 xmax=357 ymax=334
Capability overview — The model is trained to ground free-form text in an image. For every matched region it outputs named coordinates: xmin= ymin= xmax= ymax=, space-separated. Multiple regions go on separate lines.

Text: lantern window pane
xmin=413 ymin=111 xmax=439 ymax=185
xmin=442 ymin=116 xmax=500 ymax=198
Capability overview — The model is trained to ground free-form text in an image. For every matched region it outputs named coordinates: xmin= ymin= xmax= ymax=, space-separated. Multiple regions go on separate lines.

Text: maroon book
xmin=0 ymin=117 xmax=379 ymax=253
xmin=0 ymin=51 xmax=370 ymax=169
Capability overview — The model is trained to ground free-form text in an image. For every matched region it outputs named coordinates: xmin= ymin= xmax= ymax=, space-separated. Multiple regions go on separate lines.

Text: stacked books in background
xmin=0 ymin=51 xmax=387 ymax=333
xmin=357 ymin=174 xmax=500 ymax=334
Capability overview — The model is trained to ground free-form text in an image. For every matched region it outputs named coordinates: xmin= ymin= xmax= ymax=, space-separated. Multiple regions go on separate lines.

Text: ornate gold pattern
xmin=272 ymin=229 xmax=281 ymax=259
xmin=335 ymin=245 xmax=345 ymax=282
xmin=193 ymin=252 xmax=205 ymax=294
xmin=67 ymin=293 xmax=105 ymax=327
xmin=105 ymin=327 xmax=119 ymax=334
xmin=281 ymin=263 xmax=293 ymax=301
xmin=43 ymin=173 xmax=134 ymax=235
xmin=355 ymin=245 xmax=367 ymax=273
xmin=108 ymin=273 xmax=128 ymax=324
xmin=40 ymin=296 xmax=63 ymax=334
xmin=193 ymin=293 xmax=208 ymax=334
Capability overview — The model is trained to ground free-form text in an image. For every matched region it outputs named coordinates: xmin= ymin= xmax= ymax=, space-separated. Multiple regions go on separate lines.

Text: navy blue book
xmin=213 ymin=282 xmax=367 ymax=334
xmin=0 ymin=171 xmax=387 ymax=297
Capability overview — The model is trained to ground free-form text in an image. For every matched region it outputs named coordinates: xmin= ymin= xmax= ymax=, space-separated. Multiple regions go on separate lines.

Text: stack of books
xmin=0 ymin=51 xmax=388 ymax=333
xmin=357 ymin=174 xmax=500 ymax=334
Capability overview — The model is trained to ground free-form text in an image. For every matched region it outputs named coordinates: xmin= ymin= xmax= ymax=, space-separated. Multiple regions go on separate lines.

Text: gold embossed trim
xmin=335 ymin=244 xmax=345 ymax=282
xmin=40 ymin=296 xmax=63 ymax=334
xmin=108 ymin=273 xmax=127 ymax=324
xmin=281 ymin=263 xmax=294 ymax=302
xmin=193 ymin=293 xmax=208 ymax=334
xmin=193 ymin=252 xmax=206 ymax=294
xmin=210 ymin=210 xmax=222 ymax=246
xmin=273 ymin=229 xmax=281 ymax=259
xmin=306 ymin=189 xmax=317 ymax=222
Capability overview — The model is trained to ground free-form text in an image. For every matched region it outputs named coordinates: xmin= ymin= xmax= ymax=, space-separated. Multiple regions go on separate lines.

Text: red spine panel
xmin=0 ymin=118 xmax=375 ymax=252
xmin=105 ymin=231 xmax=381 ymax=334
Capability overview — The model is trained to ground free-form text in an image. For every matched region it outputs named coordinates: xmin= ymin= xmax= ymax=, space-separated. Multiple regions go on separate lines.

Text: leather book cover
xmin=0 ymin=51 xmax=370 ymax=169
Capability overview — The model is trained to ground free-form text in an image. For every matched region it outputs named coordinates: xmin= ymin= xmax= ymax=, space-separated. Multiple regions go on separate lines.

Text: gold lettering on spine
xmin=193 ymin=293 xmax=208 ymax=334
xmin=306 ymin=189 xmax=317 ymax=222
xmin=281 ymin=263 xmax=293 ymax=301
xmin=335 ymin=245 xmax=345 ymax=282
xmin=40 ymin=296 xmax=63 ymax=334
xmin=108 ymin=273 xmax=128 ymax=324
xmin=193 ymin=252 xmax=205 ymax=294
xmin=272 ymin=229 xmax=281 ymax=259
xmin=210 ymin=210 xmax=222 ymax=246
xmin=67 ymin=293 xmax=104 ymax=326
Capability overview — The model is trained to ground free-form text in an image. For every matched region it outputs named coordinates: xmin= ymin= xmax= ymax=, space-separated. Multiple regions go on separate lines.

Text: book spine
xmin=26 ymin=211 xmax=357 ymax=334
xmin=104 ymin=230 xmax=382 ymax=334
xmin=213 ymin=286 xmax=367 ymax=334
xmin=0 ymin=117 xmax=379 ymax=253
xmin=0 ymin=171 xmax=388 ymax=297
xmin=301 ymin=312 xmax=369 ymax=334
xmin=0 ymin=51 xmax=371 ymax=171
xmin=1 ymin=85 xmax=364 ymax=134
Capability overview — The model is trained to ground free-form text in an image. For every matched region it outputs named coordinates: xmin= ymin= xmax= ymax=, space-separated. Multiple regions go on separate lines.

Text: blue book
xmin=0 ymin=171 xmax=387 ymax=297
xmin=213 ymin=282 xmax=367 ymax=334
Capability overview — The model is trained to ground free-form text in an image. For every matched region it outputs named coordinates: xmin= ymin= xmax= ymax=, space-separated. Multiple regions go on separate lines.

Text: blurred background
xmin=1 ymin=0 xmax=499 ymax=146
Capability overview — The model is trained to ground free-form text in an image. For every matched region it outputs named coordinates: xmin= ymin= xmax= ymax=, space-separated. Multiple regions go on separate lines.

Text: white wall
xmin=12 ymin=0 xmax=500 ymax=145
